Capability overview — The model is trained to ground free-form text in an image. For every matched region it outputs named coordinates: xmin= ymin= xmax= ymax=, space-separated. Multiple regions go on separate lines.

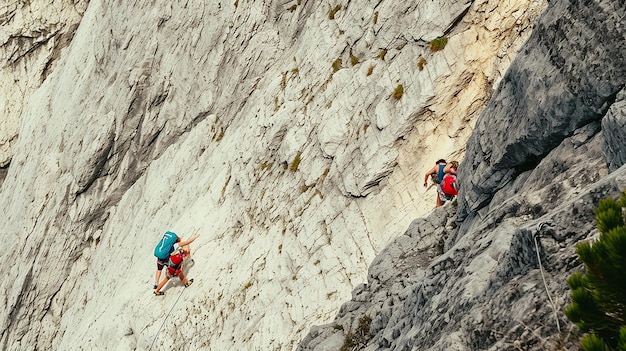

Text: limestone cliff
xmin=4 ymin=0 xmax=622 ymax=350
xmin=0 ymin=1 xmax=88 ymax=170
xmin=299 ymin=0 xmax=626 ymax=349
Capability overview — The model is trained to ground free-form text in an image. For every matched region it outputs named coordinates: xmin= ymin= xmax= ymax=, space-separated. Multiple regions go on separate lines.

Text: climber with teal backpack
xmin=153 ymin=231 xmax=200 ymax=290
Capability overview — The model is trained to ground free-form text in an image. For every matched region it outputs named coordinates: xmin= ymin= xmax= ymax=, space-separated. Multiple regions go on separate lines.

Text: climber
xmin=440 ymin=172 xmax=458 ymax=197
xmin=424 ymin=160 xmax=458 ymax=207
xmin=154 ymin=232 xmax=199 ymax=289
xmin=424 ymin=159 xmax=447 ymax=189
xmin=154 ymin=247 xmax=194 ymax=296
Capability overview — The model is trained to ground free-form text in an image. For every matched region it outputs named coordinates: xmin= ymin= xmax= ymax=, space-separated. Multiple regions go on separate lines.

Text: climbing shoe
xmin=154 ymin=291 xmax=165 ymax=296
xmin=184 ymin=279 xmax=194 ymax=288
xmin=153 ymin=283 xmax=158 ymax=290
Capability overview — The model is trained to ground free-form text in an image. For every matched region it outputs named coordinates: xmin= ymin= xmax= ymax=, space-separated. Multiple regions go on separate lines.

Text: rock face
xmin=300 ymin=126 xmax=626 ymax=350
xmin=457 ymin=0 xmax=626 ymax=221
xmin=0 ymin=1 xmax=88 ymax=171
xmin=2 ymin=0 xmax=624 ymax=351
xmin=603 ymin=89 xmax=626 ymax=171
xmin=298 ymin=0 xmax=626 ymax=349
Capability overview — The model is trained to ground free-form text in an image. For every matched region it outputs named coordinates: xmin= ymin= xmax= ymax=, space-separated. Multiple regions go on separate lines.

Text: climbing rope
xmin=149 ymin=285 xmax=187 ymax=350
xmin=533 ymin=222 xmax=561 ymax=333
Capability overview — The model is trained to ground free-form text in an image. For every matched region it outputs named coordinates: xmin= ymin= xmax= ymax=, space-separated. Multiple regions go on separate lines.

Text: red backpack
xmin=167 ymin=252 xmax=184 ymax=275
xmin=441 ymin=174 xmax=458 ymax=196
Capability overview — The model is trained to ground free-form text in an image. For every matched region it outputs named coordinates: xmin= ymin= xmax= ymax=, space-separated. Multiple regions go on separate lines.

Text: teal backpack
xmin=154 ymin=231 xmax=178 ymax=260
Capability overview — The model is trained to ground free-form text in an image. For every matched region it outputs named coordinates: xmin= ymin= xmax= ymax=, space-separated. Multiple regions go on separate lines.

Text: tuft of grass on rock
xmin=392 ymin=84 xmax=404 ymax=100
xmin=429 ymin=36 xmax=448 ymax=52
xmin=378 ymin=49 xmax=387 ymax=60
xmin=350 ymin=54 xmax=359 ymax=66
xmin=417 ymin=57 xmax=427 ymax=71
xmin=332 ymin=58 xmax=342 ymax=72
xmin=339 ymin=315 xmax=372 ymax=351
xmin=260 ymin=161 xmax=272 ymax=170
xmin=290 ymin=151 xmax=302 ymax=172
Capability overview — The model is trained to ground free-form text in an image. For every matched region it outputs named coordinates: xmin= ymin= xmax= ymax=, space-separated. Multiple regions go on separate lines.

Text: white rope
xmin=149 ymin=285 xmax=187 ymax=350
xmin=533 ymin=222 xmax=561 ymax=333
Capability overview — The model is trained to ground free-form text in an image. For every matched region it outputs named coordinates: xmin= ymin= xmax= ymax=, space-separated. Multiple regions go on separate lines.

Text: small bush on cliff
xmin=392 ymin=84 xmax=403 ymax=100
xmin=564 ymin=191 xmax=626 ymax=351
xmin=429 ymin=36 xmax=448 ymax=52
xmin=332 ymin=58 xmax=342 ymax=72
xmin=350 ymin=53 xmax=359 ymax=66
xmin=290 ymin=151 xmax=302 ymax=172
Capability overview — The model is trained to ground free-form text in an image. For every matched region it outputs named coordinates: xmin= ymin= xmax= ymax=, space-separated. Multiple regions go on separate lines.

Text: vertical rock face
xmin=0 ymin=1 xmax=88 ymax=171
xmin=299 ymin=0 xmax=626 ymax=350
xmin=13 ymin=0 xmax=626 ymax=350
xmin=602 ymin=89 xmax=626 ymax=171
xmin=301 ymin=125 xmax=626 ymax=351
xmin=457 ymin=0 xmax=626 ymax=221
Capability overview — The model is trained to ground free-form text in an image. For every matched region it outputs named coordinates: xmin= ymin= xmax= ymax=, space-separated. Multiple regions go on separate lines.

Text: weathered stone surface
xmin=0 ymin=0 xmax=88 ymax=170
xmin=299 ymin=123 xmax=626 ymax=351
xmin=456 ymin=0 xmax=626 ymax=222
xmin=602 ymin=88 xmax=626 ymax=171
xmin=8 ymin=0 xmax=615 ymax=350
xmin=298 ymin=0 xmax=626 ymax=349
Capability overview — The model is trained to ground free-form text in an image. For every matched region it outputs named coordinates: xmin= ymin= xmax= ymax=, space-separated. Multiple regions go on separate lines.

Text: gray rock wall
xmin=299 ymin=121 xmax=626 ymax=350
xmin=457 ymin=0 xmax=626 ymax=223
xmin=0 ymin=1 xmax=88 ymax=170
xmin=0 ymin=0 xmax=548 ymax=350
xmin=602 ymin=88 xmax=626 ymax=171
xmin=298 ymin=0 xmax=626 ymax=349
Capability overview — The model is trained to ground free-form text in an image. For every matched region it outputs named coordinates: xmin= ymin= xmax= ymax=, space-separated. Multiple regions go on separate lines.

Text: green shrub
xmin=350 ymin=54 xmax=359 ymax=66
xmin=290 ymin=151 xmax=302 ymax=172
xmin=332 ymin=58 xmax=342 ymax=72
xmin=429 ymin=36 xmax=448 ymax=51
xmin=564 ymin=191 xmax=626 ymax=350
xmin=580 ymin=334 xmax=609 ymax=351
